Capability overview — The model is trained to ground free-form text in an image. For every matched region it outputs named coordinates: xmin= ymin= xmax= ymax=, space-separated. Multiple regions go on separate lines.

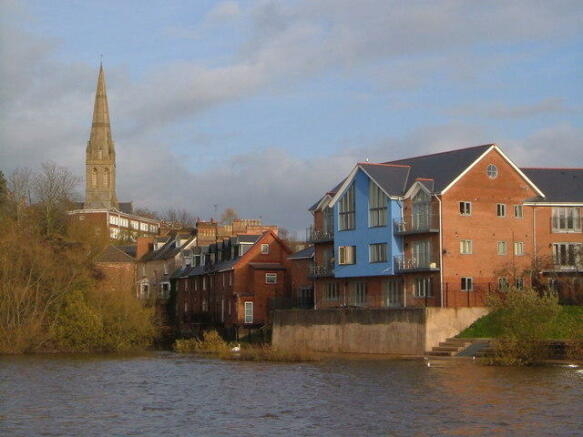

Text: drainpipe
xmin=435 ymin=195 xmax=444 ymax=308
xmin=532 ymin=206 xmax=537 ymax=286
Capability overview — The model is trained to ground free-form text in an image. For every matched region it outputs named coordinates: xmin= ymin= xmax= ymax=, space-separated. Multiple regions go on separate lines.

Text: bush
xmin=486 ymin=287 xmax=561 ymax=365
xmin=174 ymin=330 xmax=230 ymax=354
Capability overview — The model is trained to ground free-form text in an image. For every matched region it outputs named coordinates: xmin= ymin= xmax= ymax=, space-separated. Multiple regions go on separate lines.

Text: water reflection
xmin=1 ymin=353 xmax=581 ymax=436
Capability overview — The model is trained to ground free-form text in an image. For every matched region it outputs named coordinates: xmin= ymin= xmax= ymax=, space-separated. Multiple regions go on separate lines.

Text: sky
xmin=1 ymin=0 xmax=582 ymax=235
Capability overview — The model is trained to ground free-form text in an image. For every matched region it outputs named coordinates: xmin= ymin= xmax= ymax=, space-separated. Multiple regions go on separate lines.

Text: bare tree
xmin=220 ymin=207 xmax=239 ymax=225
xmin=133 ymin=207 xmax=160 ymax=220
xmin=7 ymin=167 xmax=33 ymax=223
xmin=32 ymin=162 xmax=80 ymax=235
xmin=163 ymin=208 xmax=197 ymax=227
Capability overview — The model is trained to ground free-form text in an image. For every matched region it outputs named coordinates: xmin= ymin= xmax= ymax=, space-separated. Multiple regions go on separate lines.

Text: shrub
xmin=487 ymin=287 xmax=561 ymax=365
xmin=174 ymin=330 xmax=230 ymax=354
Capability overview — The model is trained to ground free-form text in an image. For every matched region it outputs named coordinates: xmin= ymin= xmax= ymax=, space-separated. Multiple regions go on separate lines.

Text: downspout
xmin=532 ymin=206 xmax=537 ymax=286
xmin=435 ymin=194 xmax=444 ymax=308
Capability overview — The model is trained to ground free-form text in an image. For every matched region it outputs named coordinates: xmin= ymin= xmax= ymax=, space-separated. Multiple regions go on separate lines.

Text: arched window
xmin=103 ymin=168 xmax=110 ymax=187
xmin=91 ymin=168 xmax=98 ymax=187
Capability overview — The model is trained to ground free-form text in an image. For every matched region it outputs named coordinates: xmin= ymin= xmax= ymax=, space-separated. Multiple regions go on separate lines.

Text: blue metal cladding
xmin=333 ymin=169 xmax=403 ymax=278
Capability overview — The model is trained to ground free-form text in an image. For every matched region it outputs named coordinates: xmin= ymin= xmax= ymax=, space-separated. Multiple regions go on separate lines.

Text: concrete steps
xmin=427 ymin=338 xmax=493 ymax=357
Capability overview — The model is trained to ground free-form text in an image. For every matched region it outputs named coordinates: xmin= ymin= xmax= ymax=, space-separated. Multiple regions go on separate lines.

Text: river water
xmin=1 ymin=352 xmax=581 ymax=436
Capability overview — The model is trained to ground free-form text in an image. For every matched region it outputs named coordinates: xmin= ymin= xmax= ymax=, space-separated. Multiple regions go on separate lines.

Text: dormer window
xmin=261 ymin=244 xmax=270 ymax=254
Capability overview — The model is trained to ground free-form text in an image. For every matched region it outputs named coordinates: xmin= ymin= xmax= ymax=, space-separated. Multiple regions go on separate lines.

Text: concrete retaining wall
xmin=272 ymin=307 xmax=489 ymax=355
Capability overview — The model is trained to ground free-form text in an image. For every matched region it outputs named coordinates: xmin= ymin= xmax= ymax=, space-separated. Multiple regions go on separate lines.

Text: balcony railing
xmin=309 ymin=263 xmax=334 ymax=279
xmin=394 ymin=255 xmax=439 ymax=273
xmin=306 ymin=226 xmax=334 ymax=243
xmin=394 ymin=213 xmax=439 ymax=235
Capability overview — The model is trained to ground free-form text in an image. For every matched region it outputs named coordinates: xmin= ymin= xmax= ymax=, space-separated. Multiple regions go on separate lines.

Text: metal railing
xmin=394 ymin=213 xmax=439 ymax=235
xmin=306 ymin=226 xmax=334 ymax=243
xmin=309 ymin=263 xmax=334 ymax=279
xmin=394 ymin=255 xmax=439 ymax=273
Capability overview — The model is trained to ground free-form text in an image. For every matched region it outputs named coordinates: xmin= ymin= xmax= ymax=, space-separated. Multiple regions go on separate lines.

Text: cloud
xmin=451 ymin=98 xmax=578 ymax=120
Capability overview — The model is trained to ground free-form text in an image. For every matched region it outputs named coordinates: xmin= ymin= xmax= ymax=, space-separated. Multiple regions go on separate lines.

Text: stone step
xmin=433 ymin=346 xmax=464 ymax=352
xmin=439 ymin=341 xmax=469 ymax=348
xmin=427 ymin=350 xmax=455 ymax=357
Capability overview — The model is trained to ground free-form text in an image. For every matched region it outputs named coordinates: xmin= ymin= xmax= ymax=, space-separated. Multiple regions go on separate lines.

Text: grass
xmin=174 ymin=330 xmax=319 ymax=363
xmin=458 ymin=306 xmax=583 ymax=339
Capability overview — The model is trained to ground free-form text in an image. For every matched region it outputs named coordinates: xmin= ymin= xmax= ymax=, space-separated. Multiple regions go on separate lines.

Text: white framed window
xmin=338 ymin=246 xmax=356 ymax=265
xmin=460 ymin=239 xmax=473 ymax=255
xmin=384 ymin=279 xmax=402 ymax=307
xmin=552 ymin=207 xmax=582 ymax=233
xmin=160 ymin=282 xmax=170 ymax=299
xmin=352 ymin=282 xmax=367 ymax=305
xmin=553 ymin=242 xmax=581 ymax=267
xmin=131 ymin=220 xmax=139 ymax=230
xmin=459 ymin=201 xmax=472 ymax=216
xmin=515 ymin=278 xmax=524 ymax=289
xmin=369 ymin=181 xmax=387 ymax=227
xmin=414 ymin=277 xmax=432 ymax=297
xmin=265 ymin=273 xmax=277 ymax=284
xmin=497 ymin=241 xmax=507 ymax=255
xmin=140 ymin=222 xmax=148 ymax=231
xmin=110 ymin=227 xmax=120 ymax=239
xmin=369 ymin=243 xmax=387 ymax=263
xmin=461 ymin=277 xmax=473 ymax=292
xmin=261 ymin=243 xmax=270 ymax=254
xmin=338 ymin=183 xmax=356 ymax=231
xmin=514 ymin=241 xmax=524 ymax=256
xmin=120 ymin=218 xmax=129 ymax=227
xmin=513 ymin=205 xmax=523 ymax=218
xmin=496 ymin=204 xmax=506 ymax=217
xmin=498 ymin=277 xmax=509 ymax=291
xmin=487 ymin=164 xmax=498 ymax=179
xmin=325 ymin=282 xmax=339 ymax=301
xmin=244 ymin=301 xmax=253 ymax=324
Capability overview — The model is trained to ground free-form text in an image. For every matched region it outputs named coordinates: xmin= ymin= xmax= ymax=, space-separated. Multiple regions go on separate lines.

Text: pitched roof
xmin=385 ymin=144 xmax=493 ymax=193
xmin=359 ymin=163 xmax=411 ymax=197
xmin=140 ymin=235 xmax=195 ymax=261
xmin=96 ymin=245 xmax=136 ymax=263
xmin=521 ymin=168 xmax=583 ymax=202
xmin=288 ymin=246 xmax=314 ymax=260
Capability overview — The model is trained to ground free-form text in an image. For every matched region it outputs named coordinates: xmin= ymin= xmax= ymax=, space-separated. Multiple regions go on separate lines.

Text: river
xmin=1 ymin=352 xmax=581 ymax=436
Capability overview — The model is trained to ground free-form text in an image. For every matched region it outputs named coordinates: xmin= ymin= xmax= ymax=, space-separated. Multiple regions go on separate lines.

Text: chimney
xmin=137 ymin=236 xmax=154 ymax=259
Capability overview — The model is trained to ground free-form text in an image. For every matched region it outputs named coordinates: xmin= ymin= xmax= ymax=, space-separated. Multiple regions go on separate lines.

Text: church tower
xmin=85 ymin=63 xmax=119 ymax=210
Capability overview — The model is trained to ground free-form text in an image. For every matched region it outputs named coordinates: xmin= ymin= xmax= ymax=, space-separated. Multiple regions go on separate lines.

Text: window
xmin=338 ymin=183 xmax=355 ymax=231
xmin=160 ymin=283 xmax=170 ymax=299
xmin=487 ymin=164 xmax=498 ymax=179
xmin=261 ymin=244 xmax=270 ymax=254
xmin=338 ymin=246 xmax=356 ymax=265
xmin=103 ymin=168 xmax=110 ymax=187
xmin=91 ymin=168 xmax=98 ymax=187
xmin=515 ymin=278 xmax=524 ymax=289
xmin=553 ymin=243 xmax=581 ymax=267
xmin=514 ymin=241 xmax=524 ymax=256
xmin=414 ymin=277 xmax=432 ymax=297
xmin=139 ymin=283 xmax=150 ymax=299
xmin=325 ymin=282 xmax=340 ymax=301
xmin=460 ymin=239 xmax=473 ymax=254
xmin=202 ymin=298 xmax=208 ymax=312
xmin=496 ymin=204 xmax=506 ymax=217
xmin=459 ymin=201 xmax=472 ymax=216
xmin=497 ymin=241 xmax=507 ymax=255
xmin=352 ymin=282 xmax=367 ymax=305
xmin=369 ymin=181 xmax=387 ymax=227
xmin=384 ymin=279 xmax=402 ymax=307
xmin=461 ymin=277 xmax=473 ymax=292
xmin=552 ymin=207 xmax=582 ymax=233
xmin=140 ymin=222 xmax=148 ymax=231
xmin=265 ymin=273 xmax=277 ymax=284
xmin=514 ymin=205 xmax=523 ymax=218
xmin=498 ymin=277 xmax=509 ymax=291
xmin=202 ymin=277 xmax=207 ymax=290
xmin=244 ymin=301 xmax=253 ymax=324
xmin=369 ymin=243 xmax=387 ymax=263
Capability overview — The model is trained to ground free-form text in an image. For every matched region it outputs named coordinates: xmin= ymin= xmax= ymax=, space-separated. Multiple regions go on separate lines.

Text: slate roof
xmin=384 ymin=144 xmax=493 ymax=194
xmin=96 ymin=245 xmax=136 ymax=263
xmin=288 ymin=246 xmax=314 ymax=260
xmin=140 ymin=235 xmax=195 ymax=261
xmin=521 ymin=168 xmax=583 ymax=202
xmin=237 ymin=235 xmax=261 ymax=244
xmin=359 ymin=163 xmax=411 ymax=197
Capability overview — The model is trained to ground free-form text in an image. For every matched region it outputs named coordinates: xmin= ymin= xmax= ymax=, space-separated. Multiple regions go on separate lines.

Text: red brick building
xmin=309 ymin=144 xmax=582 ymax=309
xmin=173 ymin=231 xmax=293 ymax=335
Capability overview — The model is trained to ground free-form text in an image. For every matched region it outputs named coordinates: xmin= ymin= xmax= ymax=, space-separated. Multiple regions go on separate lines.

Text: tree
xmin=32 ymin=162 xmax=80 ymax=236
xmin=6 ymin=167 xmax=33 ymax=223
xmin=0 ymin=170 xmax=7 ymax=208
xmin=163 ymin=208 xmax=197 ymax=227
xmin=220 ymin=208 xmax=239 ymax=225
xmin=133 ymin=207 xmax=160 ymax=220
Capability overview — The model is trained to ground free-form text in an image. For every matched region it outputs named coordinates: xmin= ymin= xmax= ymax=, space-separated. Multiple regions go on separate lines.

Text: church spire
xmin=85 ymin=63 xmax=118 ymax=210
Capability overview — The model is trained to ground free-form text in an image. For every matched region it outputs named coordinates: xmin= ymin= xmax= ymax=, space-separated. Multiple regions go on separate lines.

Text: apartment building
xmin=309 ymin=144 xmax=582 ymax=309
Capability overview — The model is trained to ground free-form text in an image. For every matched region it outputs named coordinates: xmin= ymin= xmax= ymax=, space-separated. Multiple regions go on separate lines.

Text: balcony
xmin=309 ymin=263 xmax=334 ymax=279
xmin=394 ymin=213 xmax=439 ymax=235
xmin=306 ymin=226 xmax=334 ymax=243
xmin=394 ymin=255 xmax=440 ymax=273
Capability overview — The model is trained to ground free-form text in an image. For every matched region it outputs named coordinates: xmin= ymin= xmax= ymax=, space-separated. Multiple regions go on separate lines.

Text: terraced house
xmin=309 ymin=144 xmax=583 ymax=309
